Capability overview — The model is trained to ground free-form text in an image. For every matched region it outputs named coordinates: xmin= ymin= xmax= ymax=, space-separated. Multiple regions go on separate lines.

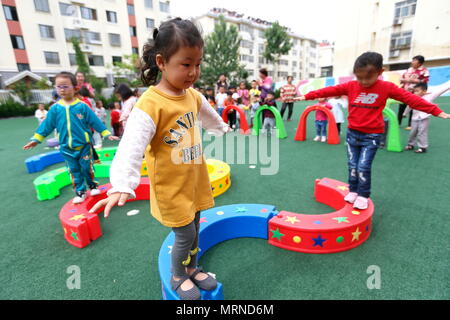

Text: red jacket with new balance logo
xmin=304 ymin=80 xmax=443 ymax=133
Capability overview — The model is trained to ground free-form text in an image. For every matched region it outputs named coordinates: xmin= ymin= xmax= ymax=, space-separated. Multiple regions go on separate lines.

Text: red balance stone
xmin=268 ymin=178 xmax=374 ymax=254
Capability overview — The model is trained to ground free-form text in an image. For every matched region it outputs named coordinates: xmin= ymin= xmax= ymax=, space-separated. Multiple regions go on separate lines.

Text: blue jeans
xmin=315 ymin=120 xmax=328 ymax=136
xmin=346 ymin=129 xmax=381 ymax=198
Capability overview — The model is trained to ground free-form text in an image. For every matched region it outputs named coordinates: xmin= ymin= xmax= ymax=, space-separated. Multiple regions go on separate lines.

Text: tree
xmin=109 ymin=54 xmax=142 ymax=87
xmin=71 ymin=37 xmax=91 ymax=76
xmin=263 ymin=22 xmax=293 ymax=80
xmin=202 ymin=15 xmax=247 ymax=87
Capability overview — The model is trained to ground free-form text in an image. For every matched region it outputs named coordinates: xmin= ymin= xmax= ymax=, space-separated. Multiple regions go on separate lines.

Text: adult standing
xmin=75 ymin=72 xmax=95 ymax=96
xmin=215 ymin=74 xmax=228 ymax=95
xmin=280 ymin=76 xmax=296 ymax=121
xmin=258 ymin=68 xmax=273 ymax=101
xmin=398 ymin=55 xmax=429 ymax=129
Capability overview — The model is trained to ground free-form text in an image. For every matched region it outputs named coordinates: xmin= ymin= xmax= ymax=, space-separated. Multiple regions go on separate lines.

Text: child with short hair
xmin=215 ymin=85 xmax=227 ymax=116
xmin=312 ymin=98 xmax=333 ymax=142
xmin=404 ymin=82 xmax=450 ymax=153
xmin=249 ymin=80 xmax=261 ymax=98
xmin=261 ymin=91 xmax=277 ymax=135
xmin=296 ymin=52 xmax=450 ymax=209
xmin=23 ymin=72 xmax=118 ymax=204
xmin=110 ymin=101 xmax=123 ymax=137
xmin=93 ymin=100 xmax=107 ymax=148
xmin=224 ymin=91 xmax=237 ymax=129
xmin=89 ymin=18 xmax=230 ymax=300
xmin=34 ymin=103 xmax=47 ymax=125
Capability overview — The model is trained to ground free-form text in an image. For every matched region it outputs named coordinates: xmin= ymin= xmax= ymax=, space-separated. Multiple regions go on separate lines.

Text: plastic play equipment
xmin=33 ymin=160 xmax=148 ymax=201
xmin=59 ymin=179 xmax=151 ymax=248
xmin=207 ymin=159 xmax=231 ymax=197
xmin=159 ymin=203 xmax=277 ymax=300
xmin=252 ymin=105 xmax=288 ymax=139
xmin=221 ymin=105 xmax=250 ymax=134
xmin=34 ymin=158 xmax=230 ymax=201
xmin=25 ymin=147 xmax=118 ymax=174
xmin=295 ymin=105 xmax=340 ymax=144
xmin=383 ymin=99 xmax=402 ymax=152
xmin=25 ymin=151 xmax=64 ymax=173
xmin=268 ymin=177 xmax=373 ymax=254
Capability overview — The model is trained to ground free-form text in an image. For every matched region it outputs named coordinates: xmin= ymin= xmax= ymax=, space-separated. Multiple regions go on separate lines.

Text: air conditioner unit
xmin=393 ymin=18 xmax=403 ymax=25
xmin=80 ymin=44 xmax=93 ymax=53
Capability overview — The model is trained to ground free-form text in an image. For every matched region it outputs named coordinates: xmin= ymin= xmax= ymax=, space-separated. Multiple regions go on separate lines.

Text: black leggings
xmin=398 ymin=104 xmax=412 ymax=126
xmin=280 ymin=102 xmax=294 ymax=120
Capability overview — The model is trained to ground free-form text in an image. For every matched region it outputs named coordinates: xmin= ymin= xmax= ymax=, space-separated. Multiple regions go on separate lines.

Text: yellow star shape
xmin=351 ymin=227 xmax=362 ymax=242
xmin=337 ymin=185 xmax=349 ymax=191
xmin=70 ymin=214 xmax=86 ymax=221
xmin=351 ymin=210 xmax=361 ymax=215
xmin=285 ymin=216 xmax=300 ymax=224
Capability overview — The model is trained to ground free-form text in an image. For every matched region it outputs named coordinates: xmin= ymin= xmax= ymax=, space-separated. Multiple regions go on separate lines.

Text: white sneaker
xmin=344 ymin=192 xmax=358 ymax=203
xmin=321 ymin=136 xmax=327 ymax=142
xmin=72 ymin=193 xmax=86 ymax=204
xmin=313 ymin=136 xmax=320 ymax=141
xmin=90 ymin=188 xmax=101 ymax=196
xmin=353 ymin=196 xmax=369 ymax=210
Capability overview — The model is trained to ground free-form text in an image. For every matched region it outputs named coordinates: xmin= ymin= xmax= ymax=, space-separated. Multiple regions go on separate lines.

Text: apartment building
xmin=195 ymin=8 xmax=320 ymax=83
xmin=319 ymin=41 xmax=334 ymax=77
xmin=333 ymin=0 xmax=450 ymax=76
xmin=0 ymin=0 xmax=171 ymax=87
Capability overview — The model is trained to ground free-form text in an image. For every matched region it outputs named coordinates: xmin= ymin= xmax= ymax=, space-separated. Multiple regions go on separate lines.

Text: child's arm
xmin=424 ymin=81 xmax=450 ymax=103
xmin=198 ymin=94 xmax=231 ymax=135
xmin=388 ymin=83 xmax=445 ymax=117
xmin=89 ymin=108 xmax=156 ymax=217
xmin=295 ymin=83 xmax=349 ymax=101
xmin=23 ymin=107 xmax=57 ymax=149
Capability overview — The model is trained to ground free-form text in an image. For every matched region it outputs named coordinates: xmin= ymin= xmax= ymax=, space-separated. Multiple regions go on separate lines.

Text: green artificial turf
xmin=1 ymin=99 xmax=449 ymax=300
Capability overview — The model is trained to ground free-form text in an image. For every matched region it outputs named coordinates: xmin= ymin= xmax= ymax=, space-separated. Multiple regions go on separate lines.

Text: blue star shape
xmin=313 ymin=220 xmax=322 ymax=224
xmin=312 ymin=235 xmax=327 ymax=247
xmin=365 ymin=225 xmax=369 ymax=232
xmin=235 ymin=207 xmax=248 ymax=213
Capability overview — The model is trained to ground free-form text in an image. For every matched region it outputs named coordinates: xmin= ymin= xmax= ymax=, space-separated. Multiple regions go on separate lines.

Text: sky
xmin=170 ymin=0 xmax=339 ymax=42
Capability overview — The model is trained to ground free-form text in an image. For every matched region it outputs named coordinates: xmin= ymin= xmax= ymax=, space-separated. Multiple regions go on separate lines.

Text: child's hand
xmin=89 ymin=192 xmax=130 ymax=218
xmin=438 ymin=112 xmax=450 ymax=119
xmin=294 ymin=95 xmax=306 ymax=101
xmin=23 ymin=141 xmax=38 ymax=150
xmin=108 ymin=135 xmax=120 ymax=141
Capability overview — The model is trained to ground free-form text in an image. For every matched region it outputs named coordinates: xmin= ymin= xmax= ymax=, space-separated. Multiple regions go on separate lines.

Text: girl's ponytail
xmin=140 ymin=28 xmax=160 ymax=86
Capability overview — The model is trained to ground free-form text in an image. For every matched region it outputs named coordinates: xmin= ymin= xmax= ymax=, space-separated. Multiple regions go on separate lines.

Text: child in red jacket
xmin=110 ymin=101 xmax=123 ymax=137
xmin=296 ymin=52 xmax=450 ymax=209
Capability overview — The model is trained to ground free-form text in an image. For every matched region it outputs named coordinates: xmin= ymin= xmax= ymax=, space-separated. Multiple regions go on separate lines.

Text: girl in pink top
xmin=237 ymin=81 xmax=249 ymax=106
xmin=258 ymin=68 xmax=273 ymax=100
xmin=312 ymin=98 xmax=333 ymax=142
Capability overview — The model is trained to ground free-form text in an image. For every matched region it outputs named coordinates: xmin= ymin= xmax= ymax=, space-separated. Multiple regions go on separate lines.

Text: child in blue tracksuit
xmin=23 ymin=72 xmax=118 ymax=203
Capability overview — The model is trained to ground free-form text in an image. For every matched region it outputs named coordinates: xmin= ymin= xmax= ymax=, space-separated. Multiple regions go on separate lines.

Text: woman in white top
xmin=115 ymin=83 xmax=138 ymax=130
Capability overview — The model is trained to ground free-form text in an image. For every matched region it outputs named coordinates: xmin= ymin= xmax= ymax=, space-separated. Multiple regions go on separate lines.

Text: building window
xmin=292 ymin=61 xmax=297 ymax=67
xmin=69 ymin=53 xmax=76 ymax=66
xmin=3 ymin=5 xmax=19 ymax=21
xmin=59 ymin=3 xmax=76 ymax=16
xmin=278 ymin=59 xmax=289 ymax=66
xmin=112 ymin=56 xmax=122 ymax=66
xmin=258 ymin=44 xmax=264 ymax=53
xmin=34 ymin=0 xmax=50 ymax=12
xmin=390 ymin=31 xmax=412 ymax=49
xmin=240 ymin=40 xmax=253 ymax=49
xmin=44 ymin=51 xmax=60 ymax=64
xmin=109 ymin=33 xmax=121 ymax=46
xmin=39 ymin=25 xmax=55 ymax=39
xmin=64 ymin=28 xmax=81 ymax=41
xmin=310 ymin=42 xmax=317 ymax=48
xmin=278 ymin=71 xmax=288 ymax=78
xmin=130 ymin=26 xmax=137 ymax=37
xmin=159 ymin=1 xmax=170 ymax=13
xmin=17 ymin=63 xmax=30 ymax=71
xmin=127 ymin=4 xmax=135 ymax=15
xmin=131 ymin=47 xmax=139 ymax=55
xmin=84 ymin=31 xmax=101 ymax=44
xmin=259 ymin=29 xmax=265 ymax=38
xmin=239 ymin=24 xmax=253 ymax=35
xmin=394 ymin=0 xmax=416 ymax=22
xmin=145 ymin=0 xmax=153 ymax=8
xmin=80 ymin=7 xmax=97 ymax=20
xmin=88 ymin=55 xmax=104 ymax=66
xmin=10 ymin=35 xmax=25 ymax=50
xmin=293 ymin=72 xmax=297 ymax=78
xmin=146 ymin=18 xmax=155 ymax=29
xmin=106 ymin=10 xmax=117 ymax=23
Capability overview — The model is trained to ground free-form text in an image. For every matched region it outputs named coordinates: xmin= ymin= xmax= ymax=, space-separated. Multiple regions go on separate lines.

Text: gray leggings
xmin=171 ymin=211 xmax=201 ymax=277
